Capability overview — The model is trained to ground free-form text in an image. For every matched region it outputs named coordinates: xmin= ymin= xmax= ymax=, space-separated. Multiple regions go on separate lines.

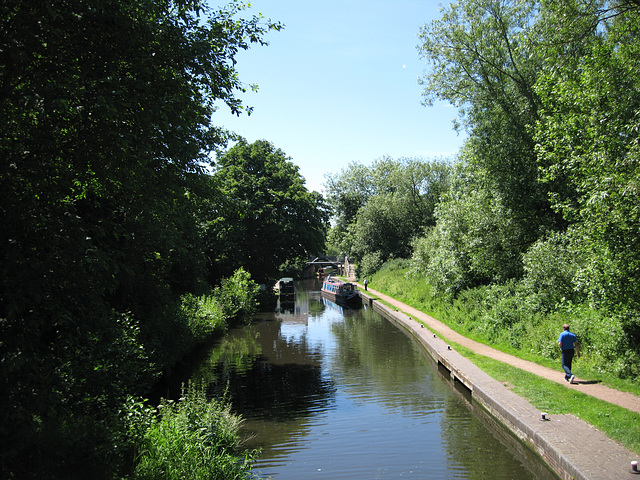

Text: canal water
xmin=168 ymin=278 xmax=557 ymax=479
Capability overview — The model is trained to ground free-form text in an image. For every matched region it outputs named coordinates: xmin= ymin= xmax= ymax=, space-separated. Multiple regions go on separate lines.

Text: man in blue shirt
xmin=558 ymin=324 xmax=580 ymax=384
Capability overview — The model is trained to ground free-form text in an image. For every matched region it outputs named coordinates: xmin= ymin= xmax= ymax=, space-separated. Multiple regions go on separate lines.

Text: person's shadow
xmin=573 ymin=379 xmax=602 ymax=385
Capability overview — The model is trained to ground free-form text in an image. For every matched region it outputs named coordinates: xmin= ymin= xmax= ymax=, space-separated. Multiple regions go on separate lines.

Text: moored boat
xmin=277 ymin=277 xmax=296 ymax=298
xmin=321 ymin=277 xmax=362 ymax=308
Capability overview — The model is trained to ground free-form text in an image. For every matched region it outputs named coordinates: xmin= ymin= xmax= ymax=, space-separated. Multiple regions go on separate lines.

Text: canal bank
xmin=361 ymin=291 xmax=638 ymax=480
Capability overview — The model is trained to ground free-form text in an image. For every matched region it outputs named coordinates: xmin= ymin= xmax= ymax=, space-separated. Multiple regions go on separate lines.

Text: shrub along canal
xmin=158 ymin=278 xmax=558 ymax=479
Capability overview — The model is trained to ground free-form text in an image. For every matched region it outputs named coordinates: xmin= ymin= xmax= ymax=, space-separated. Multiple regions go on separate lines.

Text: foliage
xmin=520 ymin=229 xmax=587 ymax=309
xmin=535 ymin=1 xmax=640 ymax=308
xmin=213 ymin=268 xmax=260 ymax=325
xmin=403 ymin=0 xmax=640 ymax=379
xmin=357 ymin=251 xmax=384 ymax=279
xmin=0 ymin=0 xmax=279 ymax=477
xmin=181 ymin=293 xmax=227 ymax=344
xmin=278 ymin=256 xmax=309 ymax=278
xmin=418 ymin=0 xmax=561 ymax=242
xmin=372 ymin=259 xmax=640 ymax=382
xmin=410 ymin=225 xmax=469 ymax=298
xmin=324 ymin=161 xmax=377 ymax=233
xmin=350 ymin=194 xmax=414 ymax=261
xmin=531 ymin=1 xmax=640 ymax=367
xmin=410 ymin=158 xmax=528 ymax=296
xmin=324 ymin=156 xmax=452 ymax=270
xmin=133 ymin=386 xmax=259 ymax=480
xmin=205 ymin=139 xmax=329 ymax=285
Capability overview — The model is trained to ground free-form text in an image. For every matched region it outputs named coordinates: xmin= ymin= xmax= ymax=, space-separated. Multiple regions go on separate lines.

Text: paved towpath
xmin=354 ymin=283 xmax=640 ymax=415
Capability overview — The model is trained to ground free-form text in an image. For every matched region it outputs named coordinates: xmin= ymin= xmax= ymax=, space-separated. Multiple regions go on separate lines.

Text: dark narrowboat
xmin=277 ymin=277 xmax=296 ymax=299
xmin=321 ymin=277 xmax=362 ymax=308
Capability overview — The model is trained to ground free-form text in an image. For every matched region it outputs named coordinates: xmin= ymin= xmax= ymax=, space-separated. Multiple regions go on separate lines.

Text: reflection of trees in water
xmin=211 ymin=361 xmax=335 ymax=421
xmin=277 ymin=285 xmax=324 ymax=317
xmin=166 ymin=282 xmax=555 ymax=478
xmin=148 ymin=328 xmax=263 ymax=403
xmin=193 ymin=314 xmax=337 ymax=456
xmin=330 ymin=307 xmax=451 ymax=408
xmin=196 ymin=324 xmax=262 ymax=377
xmin=198 ymin=317 xmax=336 ymax=422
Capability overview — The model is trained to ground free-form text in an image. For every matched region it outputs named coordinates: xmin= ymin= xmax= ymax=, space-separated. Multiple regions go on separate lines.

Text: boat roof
xmin=324 ymin=278 xmax=353 ymax=286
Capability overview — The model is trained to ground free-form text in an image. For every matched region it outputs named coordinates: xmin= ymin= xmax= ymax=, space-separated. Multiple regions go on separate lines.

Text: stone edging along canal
xmin=361 ymin=293 xmax=638 ymax=480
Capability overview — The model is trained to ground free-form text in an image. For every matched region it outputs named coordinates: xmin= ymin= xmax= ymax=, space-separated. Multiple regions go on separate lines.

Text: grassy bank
xmin=132 ymin=387 xmax=259 ymax=480
xmin=366 ymin=260 xmax=640 ymax=455
xmin=459 ymin=345 xmax=640 ymax=455
xmin=128 ymin=270 xmax=263 ymax=479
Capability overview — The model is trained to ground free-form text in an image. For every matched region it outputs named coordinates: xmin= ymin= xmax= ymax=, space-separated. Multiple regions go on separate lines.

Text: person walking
xmin=363 ymin=278 xmax=368 ymax=291
xmin=558 ymin=324 xmax=580 ymax=384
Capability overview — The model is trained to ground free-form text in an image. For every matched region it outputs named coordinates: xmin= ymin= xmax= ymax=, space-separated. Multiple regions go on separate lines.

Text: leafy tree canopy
xmin=534 ymin=0 xmax=640 ymax=311
xmin=418 ymin=0 xmax=562 ymax=249
xmin=0 ymin=0 xmax=280 ymax=476
xmin=205 ymin=139 xmax=329 ymax=285
xmin=410 ymin=155 xmax=528 ymax=296
xmin=325 ymin=156 xmax=452 ymax=267
xmin=409 ymin=0 xmax=640 ymax=376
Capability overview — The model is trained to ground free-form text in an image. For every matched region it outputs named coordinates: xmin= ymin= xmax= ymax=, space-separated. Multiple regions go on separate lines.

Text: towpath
xmin=352 ymin=282 xmax=640 ymax=415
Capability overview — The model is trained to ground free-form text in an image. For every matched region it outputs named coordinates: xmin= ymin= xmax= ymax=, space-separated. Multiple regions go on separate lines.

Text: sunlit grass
xmin=455 ymin=344 xmax=640 ymax=455
xmin=133 ymin=386 xmax=259 ymax=480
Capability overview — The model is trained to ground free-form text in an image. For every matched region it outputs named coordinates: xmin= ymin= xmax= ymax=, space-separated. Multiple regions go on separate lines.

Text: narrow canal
xmin=163 ymin=278 xmax=558 ymax=479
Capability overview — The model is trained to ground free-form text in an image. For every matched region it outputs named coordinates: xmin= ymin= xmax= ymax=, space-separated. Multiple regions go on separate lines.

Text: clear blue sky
xmin=211 ymin=0 xmax=465 ymax=193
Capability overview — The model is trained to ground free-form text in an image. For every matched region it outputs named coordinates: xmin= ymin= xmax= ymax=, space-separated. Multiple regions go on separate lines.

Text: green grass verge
xmin=364 ymin=266 xmax=640 ymax=397
xmin=455 ymin=343 xmax=640 ymax=455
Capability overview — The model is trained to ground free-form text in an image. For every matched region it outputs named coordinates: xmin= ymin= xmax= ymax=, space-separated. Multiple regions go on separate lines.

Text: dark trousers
xmin=561 ymin=348 xmax=575 ymax=379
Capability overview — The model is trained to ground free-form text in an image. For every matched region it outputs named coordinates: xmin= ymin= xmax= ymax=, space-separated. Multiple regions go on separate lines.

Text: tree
xmin=533 ymin=1 xmax=640 ymax=373
xmin=0 ymin=0 xmax=279 ymax=476
xmin=414 ymin=0 xmax=640 ymax=376
xmin=410 ymin=155 xmax=527 ymax=296
xmin=325 ymin=157 xmax=451 ymax=265
xmin=324 ymin=161 xmax=377 ymax=238
xmin=205 ymin=139 xmax=329 ymax=285
xmin=535 ymin=1 xmax=640 ymax=308
xmin=417 ymin=0 xmax=563 ymax=278
xmin=350 ymin=194 xmax=416 ymax=261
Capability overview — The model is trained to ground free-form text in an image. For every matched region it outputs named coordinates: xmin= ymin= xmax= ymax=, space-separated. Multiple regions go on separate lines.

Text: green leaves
xmin=205 ymin=139 xmax=328 ymax=285
xmin=0 ymin=0 xmax=280 ymax=476
xmin=133 ymin=386 xmax=256 ymax=480
xmin=411 ymin=0 xmax=640 ymax=377
xmin=325 ymin=156 xmax=452 ymax=268
xmin=534 ymin=2 xmax=640 ymax=309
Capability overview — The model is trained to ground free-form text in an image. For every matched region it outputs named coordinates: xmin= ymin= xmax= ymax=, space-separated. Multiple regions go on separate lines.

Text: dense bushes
xmin=181 ymin=267 xmax=260 ymax=347
xmin=181 ymin=293 xmax=227 ymax=344
xmin=213 ymin=268 xmax=260 ymax=325
xmin=133 ymin=387 xmax=259 ymax=480
xmin=357 ymin=251 xmax=384 ymax=279
xmin=0 ymin=265 xmax=260 ymax=479
xmin=127 ymin=271 xmax=262 ymax=479
xmin=371 ymin=261 xmax=639 ymax=382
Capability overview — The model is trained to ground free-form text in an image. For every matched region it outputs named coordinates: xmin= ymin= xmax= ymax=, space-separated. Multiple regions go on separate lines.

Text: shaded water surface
xmin=179 ymin=279 xmax=557 ymax=479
